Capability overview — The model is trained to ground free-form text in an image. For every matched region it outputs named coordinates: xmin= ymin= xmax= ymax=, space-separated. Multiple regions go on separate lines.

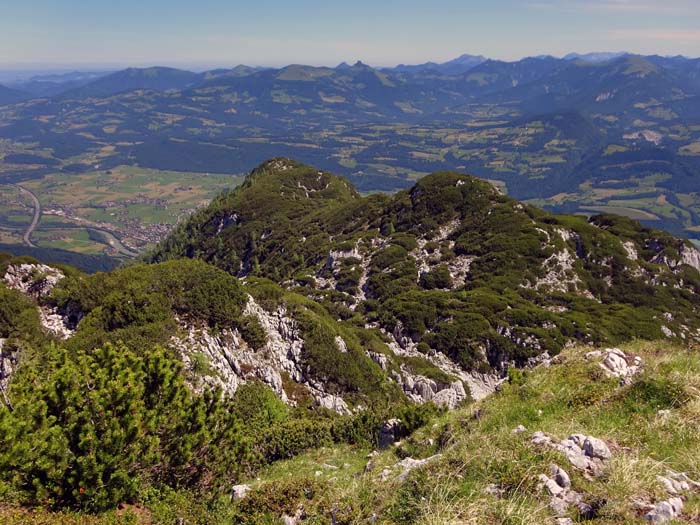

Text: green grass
xmin=244 ymin=340 xmax=699 ymax=524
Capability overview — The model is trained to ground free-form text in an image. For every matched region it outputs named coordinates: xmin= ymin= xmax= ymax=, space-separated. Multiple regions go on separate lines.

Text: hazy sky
xmin=1 ymin=0 xmax=699 ymax=68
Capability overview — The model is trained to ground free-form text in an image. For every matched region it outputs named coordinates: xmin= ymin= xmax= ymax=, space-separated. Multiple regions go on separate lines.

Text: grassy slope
xmin=4 ymin=340 xmax=698 ymax=524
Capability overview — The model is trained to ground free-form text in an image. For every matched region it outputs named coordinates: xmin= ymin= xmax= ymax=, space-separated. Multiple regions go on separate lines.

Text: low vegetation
xmin=1 ymin=341 xmax=698 ymax=523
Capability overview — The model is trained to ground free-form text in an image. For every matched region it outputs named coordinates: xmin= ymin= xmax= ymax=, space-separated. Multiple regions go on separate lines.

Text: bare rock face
xmin=366 ymin=351 xmax=388 ymax=370
xmin=410 ymin=219 xmax=476 ymax=291
xmin=315 ymin=394 xmax=350 ymax=414
xmin=1 ymin=264 xmax=77 ymax=392
xmin=651 ymin=242 xmax=700 ymax=273
xmin=386 ymin=322 xmax=503 ymax=404
xmin=680 ymin=244 xmax=700 ymax=271
xmin=172 ymin=295 xmax=352 ymax=414
xmin=393 ymin=367 xmax=468 ymax=409
xmin=431 ymin=381 xmax=468 ymax=409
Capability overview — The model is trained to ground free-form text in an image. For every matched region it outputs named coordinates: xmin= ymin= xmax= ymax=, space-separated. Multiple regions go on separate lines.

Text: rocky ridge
xmin=152 ymin=160 xmax=700 ymax=387
xmin=2 ymin=263 xmax=75 ymax=339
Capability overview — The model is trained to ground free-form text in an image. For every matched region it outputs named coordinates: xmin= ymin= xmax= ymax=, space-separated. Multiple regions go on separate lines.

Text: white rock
xmin=599 ymin=348 xmax=642 ymax=379
xmin=645 ymin=497 xmax=683 ymax=523
xmin=551 ymin=464 xmax=571 ymax=489
xmin=432 ymin=381 xmax=468 ymax=409
xmin=230 ymin=484 xmax=250 ymax=500
xmin=669 ymin=470 xmax=700 ymax=490
xmin=539 ymin=474 xmax=564 ymax=496
xmin=0 ymin=339 xmax=17 ymax=395
xmin=539 ymin=464 xmax=583 ymax=517
xmin=316 ymin=394 xmax=351 ymax=414
xmin=532 ymin=432 xmax=609 ymax=477
xmin=3 ymin=264 xmax=76 ymax=338
xmin=395 ymin=455 xmax=441 ymax=481
xmin=658 ymin=470 xmax=700 ymax=494
xmin=3 ymin=263 xmax=64 ymax=298
xmin=656 ymin=476 xmax=683 ymax=495
xmin=366 ymin=351 xmax=388 ymax=370
xmin=680 ymin=244 xmax=700 ymax=271
xmin=334 ymin=335 xmax=348 ymax=353
xmin=583 ymin=436 xmax=612 ymax=460
xmin=172 ymin=295 xmax=354 ymax=415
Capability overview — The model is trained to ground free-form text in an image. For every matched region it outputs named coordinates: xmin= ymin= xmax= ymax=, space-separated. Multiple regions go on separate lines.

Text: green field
xmin=0 ymin=184 xmax=33 ymax=228
xmin=11 ymin=166 xmax=245 ymax=255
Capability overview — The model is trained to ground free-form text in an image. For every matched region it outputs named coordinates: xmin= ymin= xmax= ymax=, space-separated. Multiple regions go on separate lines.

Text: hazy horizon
xmin=0 ymin=50 xmax=695 ymax=79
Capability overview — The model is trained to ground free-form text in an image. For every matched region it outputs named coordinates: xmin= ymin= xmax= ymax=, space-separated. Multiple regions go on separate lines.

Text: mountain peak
xmin=564 ymin=51 xmax=629 ymax=62
xmin=447 ymin=53 xmax=487 ymax=63
xmin=351 ymin=60 xmax=371 ymax=69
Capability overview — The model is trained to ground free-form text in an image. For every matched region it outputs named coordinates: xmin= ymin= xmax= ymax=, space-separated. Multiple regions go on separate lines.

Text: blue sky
xmin=1 ymin=0 xmax=699 ymax=68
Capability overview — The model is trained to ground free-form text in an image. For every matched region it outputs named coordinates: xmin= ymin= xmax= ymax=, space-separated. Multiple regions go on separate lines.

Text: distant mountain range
xmin=2 ymin=52 xmax=700 ymax=241
xmin=0 ymin=51 xmax=644 ymax=100
xmin=5 ymin=70 xmax=112 ymax=98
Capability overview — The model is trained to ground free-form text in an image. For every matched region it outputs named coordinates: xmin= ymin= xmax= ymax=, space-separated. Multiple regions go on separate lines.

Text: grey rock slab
xmin=645 ymin=497 xmax=683 ymax=523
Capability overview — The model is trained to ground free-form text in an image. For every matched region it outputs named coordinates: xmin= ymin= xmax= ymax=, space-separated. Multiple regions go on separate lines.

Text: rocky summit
xmin=147 ymin=158 xmax=700 ymax=407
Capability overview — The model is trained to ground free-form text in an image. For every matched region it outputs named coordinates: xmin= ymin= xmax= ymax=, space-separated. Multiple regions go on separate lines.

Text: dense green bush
xmin=257 ymin=418 xmax=335 ymax=463
xmin=419 ymin=264 xmax=453 ymax=290
xmin=295 ymin=308 xmax=386 ymax=397
xmin=231 ymin=382 xmax=288 ymax=433
xmin=53 ymin=259 xmax=247 ymax=330
xmin=52 ymin=259 xmax=248 ymax=352
xmin=0 ymin=343 xmax=248 ymax=511
xmin=238 ymin=315 xmax=268 ymax=350
xmin=0 ymin=285 xmax=44 ymax=341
